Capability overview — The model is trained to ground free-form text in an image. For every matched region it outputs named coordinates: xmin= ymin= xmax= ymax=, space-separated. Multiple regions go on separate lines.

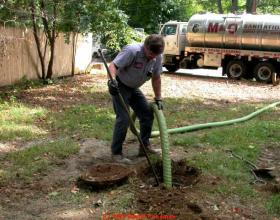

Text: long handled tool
xmin=228 ymin=150 xmax=274 ymax=185
xmin=98 ymin=49 xmax=160 ymax=186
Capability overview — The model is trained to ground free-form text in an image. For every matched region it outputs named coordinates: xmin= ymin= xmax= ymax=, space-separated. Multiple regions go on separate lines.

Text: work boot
xmin=112 ymin=154 xmax=134 ymax=165
xmin=138 ymin=145 xmax=161 ymax=157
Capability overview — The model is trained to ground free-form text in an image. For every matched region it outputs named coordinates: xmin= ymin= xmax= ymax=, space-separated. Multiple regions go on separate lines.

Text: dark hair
xmin=144 ymin=34 xmax=165 ymax=55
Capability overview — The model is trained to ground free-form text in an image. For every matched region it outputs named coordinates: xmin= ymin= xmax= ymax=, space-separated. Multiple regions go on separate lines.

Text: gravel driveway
xmin=140 ymin=73 xmax=280 ymax=103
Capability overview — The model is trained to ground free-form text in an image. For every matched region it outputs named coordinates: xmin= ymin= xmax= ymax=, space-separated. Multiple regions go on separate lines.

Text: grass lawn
xmin=0 ymin=74 xmax=279 ymax=219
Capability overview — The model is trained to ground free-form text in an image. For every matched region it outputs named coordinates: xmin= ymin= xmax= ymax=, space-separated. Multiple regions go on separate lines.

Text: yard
xmin=0 ymin=72 xmax=280 ymax=220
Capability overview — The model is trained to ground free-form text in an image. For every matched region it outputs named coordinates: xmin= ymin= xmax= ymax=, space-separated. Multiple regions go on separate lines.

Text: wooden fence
xmin=0 ymin=26 xmax=92 ymax=87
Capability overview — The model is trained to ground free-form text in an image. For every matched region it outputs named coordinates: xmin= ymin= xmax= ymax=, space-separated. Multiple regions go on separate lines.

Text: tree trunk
xmin=30 ymin=1 xmax=46 ymax=79
xmin=217 ymin=0 xmax=223 ymax=14
xmin=46 ymin=12 xmax=56 ymax=79
xmin=46 ymin=35 xmax=55 ymax=79
xmin=246 ymin=0 xmax=257 ymax=13
xmin=232 ymin=0 xmax=238 ymax=13
xmin=251 ymin=0 xmax=257 ymax=13
xmin=71 ymin=32 xmax=78 ymax=76
xmin=41 ymin=0 xmax=57 ymax=79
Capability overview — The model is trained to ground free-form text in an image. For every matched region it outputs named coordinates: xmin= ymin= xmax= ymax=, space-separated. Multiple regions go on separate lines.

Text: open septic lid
xmin=79 ymin=163 xmax=133 ymax=189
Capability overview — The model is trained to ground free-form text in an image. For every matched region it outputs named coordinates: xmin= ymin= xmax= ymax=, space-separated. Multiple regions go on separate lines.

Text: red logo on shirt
xmin=134 ymin=62 xmax=144 ymax=69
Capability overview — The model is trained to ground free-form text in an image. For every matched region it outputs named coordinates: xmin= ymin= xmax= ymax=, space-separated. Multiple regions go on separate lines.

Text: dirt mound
xmin=133 ymin=160 xmax=216 ymax=220
xmin=138 ymin=159 xmax=200 ymax=187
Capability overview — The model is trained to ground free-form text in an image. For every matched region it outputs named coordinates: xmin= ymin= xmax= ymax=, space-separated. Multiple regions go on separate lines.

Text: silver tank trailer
xmin=187 ymin=13 xmax=280 ymax=51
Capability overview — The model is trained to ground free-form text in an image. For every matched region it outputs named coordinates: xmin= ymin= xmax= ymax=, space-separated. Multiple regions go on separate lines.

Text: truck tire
xmin=165 ymin=65 xmax=179 ymax=72
xmin=226 ymin=60 xmax=245 ymax=80
xmin=254 ymin=62 xmax=274 ymax=83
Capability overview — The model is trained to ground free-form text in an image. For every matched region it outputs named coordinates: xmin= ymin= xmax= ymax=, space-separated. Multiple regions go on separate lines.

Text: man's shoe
xmin=138 ymin=146 xmax=161 ymax=157
xmin=112 ymin=154 xmax=134 ymax=165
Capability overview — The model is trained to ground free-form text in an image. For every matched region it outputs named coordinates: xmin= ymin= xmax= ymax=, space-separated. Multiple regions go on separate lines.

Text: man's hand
xmin=107 ymin=79 xmax=119 ymax=96
xmin=154 ymin=98 xmax=163 ymax=110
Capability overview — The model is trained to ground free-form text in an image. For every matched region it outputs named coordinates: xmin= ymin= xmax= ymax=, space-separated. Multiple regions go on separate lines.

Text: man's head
xmin=144 ymin=34 xmax=165 ymax=60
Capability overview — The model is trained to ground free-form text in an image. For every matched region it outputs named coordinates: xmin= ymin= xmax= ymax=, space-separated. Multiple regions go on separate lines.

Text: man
xmin=108 ymin=34 xmax=164 ymax=164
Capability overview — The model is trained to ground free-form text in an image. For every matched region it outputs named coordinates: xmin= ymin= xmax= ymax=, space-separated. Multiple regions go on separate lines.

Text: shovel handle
xmin=98 ymin=49 xmax=113 ymax=81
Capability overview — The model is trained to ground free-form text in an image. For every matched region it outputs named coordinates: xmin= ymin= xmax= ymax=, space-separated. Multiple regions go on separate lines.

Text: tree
xmin=0 ymin=0 xmax=131 ymax=79
xmin=217 ymin=0 xmax=223 ymax=13
xmin=257 ymin=0 xmax=280 ymax=14
xmin=119 ymin=0 xmax=190 ymax=34
xmin=246 ymin=0 xmax=257 ymax=13
xmin=232 ymin=0 xmax=238 ymax=13
xmin=0 ymin=0 xmax=76 ymax=80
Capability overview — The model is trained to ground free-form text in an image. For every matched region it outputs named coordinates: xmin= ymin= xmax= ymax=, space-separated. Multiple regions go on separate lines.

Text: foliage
xmin=102 ymin=27 xmax=144 ymax=59
xmin=119 ymin=0 xmax=190 ymax=33
xmin=85 ymin=1 xmax=143 ymax=57
xmin=1 ymin=0 xmax=280 ymax=72
xmin=0 ymin=0 xmax=140 ymax=67
xmin=186 ymin=0 xmax=247 ymax=14
xmin=257 ymin=0 xmax=280 ymax=14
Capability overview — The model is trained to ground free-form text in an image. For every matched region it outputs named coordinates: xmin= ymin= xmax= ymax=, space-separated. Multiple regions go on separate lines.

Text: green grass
xmin=1 ymin=78 xmax=280 ymax=217
xmin=0 ymin=102 xmax=47 ymax=141
xmin=0 ymin=139 xmax=79 ymax=185
xmin=214 ymin=182 xmax=257 ymax=199
xmin=266 ymin=194 xmax=280 ymax=216
xmin=48 ymin=188 xmax=90 ymax=206
xmin=164 ymin=99 xmax=280 ymax=212
xmin=104 ymin=191 xmax=135 ymax=212
xmin=50 ymin=104 xmax=115 ymax=140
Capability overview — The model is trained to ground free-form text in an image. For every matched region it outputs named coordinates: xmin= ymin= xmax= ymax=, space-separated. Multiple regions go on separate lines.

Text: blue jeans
xmin=111 ymin=79 xmax=154 ymax=155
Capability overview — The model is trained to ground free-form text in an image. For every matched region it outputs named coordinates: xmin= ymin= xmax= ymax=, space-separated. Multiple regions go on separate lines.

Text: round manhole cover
xmin=79 ymin=163 xmax=133 ymax=189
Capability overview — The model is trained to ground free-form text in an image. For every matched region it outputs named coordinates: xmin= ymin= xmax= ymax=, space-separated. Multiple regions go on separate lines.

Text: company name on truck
xmin=193 ymin=23 xmax=280 ymax=34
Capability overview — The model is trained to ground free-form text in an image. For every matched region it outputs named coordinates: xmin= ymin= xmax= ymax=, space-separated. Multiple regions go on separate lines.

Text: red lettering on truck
xmin=227 ymin=23 xmax=237 ymax=34
xmin=208 ymin=23 xmax=219 ymax=32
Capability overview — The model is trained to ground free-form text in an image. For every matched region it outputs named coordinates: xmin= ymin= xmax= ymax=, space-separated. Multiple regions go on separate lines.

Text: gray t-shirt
xmin=113 ymin=43 xmax=162 ymax=88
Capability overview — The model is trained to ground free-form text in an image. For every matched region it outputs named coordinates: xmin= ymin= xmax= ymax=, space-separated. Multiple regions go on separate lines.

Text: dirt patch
xmin=135 ymin=187 xmax=215 ymax=220
xmin=257 ymin=143 xmax=280 ymax=183
xmin=254 ymin=143 xmax=280 ymax=194
xmin=137 ymin=160 xmax=200 ymax=187
xmin=133 ymin=160 xmax=212 ymax=220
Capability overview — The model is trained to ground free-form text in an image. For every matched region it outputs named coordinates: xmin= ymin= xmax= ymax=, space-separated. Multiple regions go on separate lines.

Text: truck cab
xmin=160 ymin=21 xmax=188 ymax=72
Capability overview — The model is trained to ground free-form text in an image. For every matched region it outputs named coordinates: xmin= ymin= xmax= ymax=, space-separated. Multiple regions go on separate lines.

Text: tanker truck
xmin=160 ymin=13 xmax=280 ymax=83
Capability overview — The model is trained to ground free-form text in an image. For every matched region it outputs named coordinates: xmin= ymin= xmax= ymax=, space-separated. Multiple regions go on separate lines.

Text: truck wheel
xmin=254 ymin=62 xmax=274 ymax=83
xmin=226 ymin=60 xmax=245 ymax=80
xmin=165 ymin=65 xmax=179 ymax=72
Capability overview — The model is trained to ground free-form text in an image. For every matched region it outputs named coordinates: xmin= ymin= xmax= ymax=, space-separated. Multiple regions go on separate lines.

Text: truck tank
xmin=187 ymin=13 xmax=280 ymax=51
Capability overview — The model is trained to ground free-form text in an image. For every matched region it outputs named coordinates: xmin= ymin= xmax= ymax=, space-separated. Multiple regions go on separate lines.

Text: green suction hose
xmin=131 ymin=101 xmax=280 ymax=188
xmin=151 ymin=101 xmax=280 ymax=137
xmin=152 ymin=104 xmax=172 ymax=188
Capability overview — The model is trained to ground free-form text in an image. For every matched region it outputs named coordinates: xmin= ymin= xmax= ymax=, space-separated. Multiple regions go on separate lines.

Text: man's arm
xmin=108 ymin=62 xmax=118 ymax=80
xmin=152 ymin=74 xmax=161 ymax=100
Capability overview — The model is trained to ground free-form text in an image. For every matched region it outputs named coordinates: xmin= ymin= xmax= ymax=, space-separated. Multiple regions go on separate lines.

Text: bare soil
xmin=1 ymin=73 xmax=280 ymax=219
